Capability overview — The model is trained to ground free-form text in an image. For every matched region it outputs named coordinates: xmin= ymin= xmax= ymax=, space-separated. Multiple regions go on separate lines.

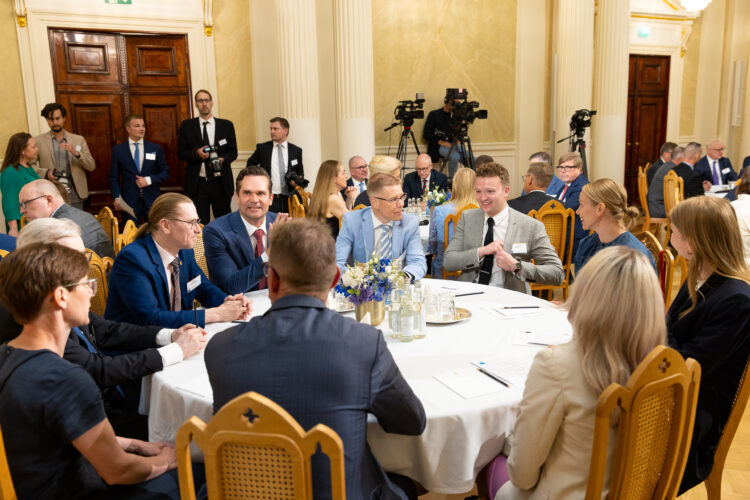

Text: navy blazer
xmin=694 ymin=156 xmax=738 ymax=185
xmin=105 ymin=234 xmax=226 ymax=328
xmin=109 ymin=140 xmax=170 ymax=208
xmin=246 ymin=140 xmax=304 ymax=192
xmin=177 ymin=117 xmax=237 ymax=198
xmin=402 ymin=170 xmax=448 ymax=201
xmin=203 ymin=211 xmax=277 ymax=294
xmin=553 ymin=174 xmax=589 ymax=255
xmin=205 ymin=294 xmax=426 ymax=500
xmin=340 ymin=177 xmax=367 ymax=198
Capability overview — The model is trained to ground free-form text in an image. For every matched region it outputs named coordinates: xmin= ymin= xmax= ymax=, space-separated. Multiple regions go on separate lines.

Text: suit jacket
xmin=52 ymin=203 xmax=115 ymax=259
xmin=508 ymin=191 xmax=556 ymax=215
xmin=647 ymin=161 xmax=675 ymax=218
xmin=402 ymin=170 xmax=448 ymax=201
xmin=443 ymin=207 xmax=563 ymax=294
xmin=353 ymin=190 xmax=371 ymax=207
xmin=203 ymin=211 xmax=277 ymax=294
xmin=673 ymin=162 xmax=705 ymax=199
xmin=646 ymin=157 xmax=665 ymax=187
xmin=246 ymin=140 xmax=304 ymax=192
xmin=177 ymin=117 xmax=237 ymax=198
xmin=205 ymin=294 xmax=426 ymax=500
xmin=109 ymin=140 xmax=170 ymax=209
xmin=694 ymin=156 xmax=738 ymax=185
xmin=0 ymin=234 xmax=15 ymax=253
xmin=33 ymin=130 xmax=96 ymax=198
xmin=667 ymin=274 xmax=750 ymax=491
xmin=105 ymin=233 xmax=226 ymax=328
xmin=553 ymin=174 xmax=588 ymax=255
xmin=498 ymin=341 xmax=616 ymax=499
xmin=341 ymin=177 xmax=367 ymax=198
xmin=336 ymin=207 xmax=427 ymax=279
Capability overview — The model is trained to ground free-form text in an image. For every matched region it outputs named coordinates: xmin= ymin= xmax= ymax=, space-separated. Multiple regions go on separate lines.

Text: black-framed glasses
xmin=170 ymin=218 xmax=201 ymax=230
xmin=373 ymin=194 xmax=407 ymax=204
xmin=195 ymin=98 xmax=212 ymax=104
xmin=351 ymin=164 xmax=368 ymax=170
xmin=64 ymin=278 xmax=97 ymax=295
xmin=18 ymin=194 xmax=46 ymax=210
xmin=556 ymin=165 xmax=578 ymax=171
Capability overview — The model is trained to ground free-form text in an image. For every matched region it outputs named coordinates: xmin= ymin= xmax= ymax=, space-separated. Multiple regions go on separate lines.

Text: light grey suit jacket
xmin=33 ymin=130 xmax=96 ymax=198
xmin=52 ymin=203 xmax=115 ymax=259
xmin=443 ymin=207 xmax=563 ymax=294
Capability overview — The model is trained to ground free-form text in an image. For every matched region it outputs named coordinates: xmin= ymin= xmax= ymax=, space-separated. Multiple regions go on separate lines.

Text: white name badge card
xmin=145 ymin=153 xmax=156 ymax=160
xmin=187 ymin=275 xmax=201 ymax=292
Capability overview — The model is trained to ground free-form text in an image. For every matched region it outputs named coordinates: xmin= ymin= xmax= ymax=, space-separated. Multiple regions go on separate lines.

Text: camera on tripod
xmin=569 ymin=109 xmax=596 ymax=137
xmin=202 ymin=145 xmax=223 ymax=174
xmin=445 ymin=88 xmax=488 ymax=136
xmin=385 ymin=93 xmax=425 ymax=131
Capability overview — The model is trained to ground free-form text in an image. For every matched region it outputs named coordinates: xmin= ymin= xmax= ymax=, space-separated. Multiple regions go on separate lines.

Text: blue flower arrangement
xmin=334 ymin=253 xmax=405 ymax=306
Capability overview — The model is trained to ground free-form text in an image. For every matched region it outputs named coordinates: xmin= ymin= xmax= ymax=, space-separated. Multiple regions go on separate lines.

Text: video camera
xmin=569 ymin=109 xmax=596 ymax=137
xmin=445 ymin=88 xmax=488 ymax=137
xmin=285 ymin=170 xmax=309 ymax=189
xmin=202 ymin=145 xmax=223 ymax=174
xmin=385 ymin=93 xmax=425 ymax=131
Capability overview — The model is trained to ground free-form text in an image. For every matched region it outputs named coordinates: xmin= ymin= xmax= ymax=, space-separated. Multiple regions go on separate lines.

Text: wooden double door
xmin=49 ymin=29 xmax=192 ymax=213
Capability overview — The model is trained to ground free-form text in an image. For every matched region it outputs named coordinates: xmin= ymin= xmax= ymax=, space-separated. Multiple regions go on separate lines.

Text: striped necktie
xmin=376 ymin=224 xmax=392 ymax=260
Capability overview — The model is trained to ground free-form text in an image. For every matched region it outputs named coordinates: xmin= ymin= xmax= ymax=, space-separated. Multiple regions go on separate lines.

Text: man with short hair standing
xmin=34 ymin=103 xmax=96 ymax=210
xmin=178 ymin=89 xmax=238 ymax=224
xmin=206 ymin=218 xmax=426 ymax=500
xmin=402 ymin=153 xmax=448 ymax=201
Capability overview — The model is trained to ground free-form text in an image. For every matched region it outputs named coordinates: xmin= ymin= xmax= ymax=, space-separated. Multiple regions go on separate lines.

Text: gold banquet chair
xmin=117 ymin=220 xmax=138 ymax=253
xmin=294 ymin=186 xmax=312 ymax=213
xmin=585 ymin=346 xmax=701 ymax=500
xmin=96 ymin=206 xmax=120 ymax=255
xmin=193 ymin=224 xmax=209 ymax=278
xmin=663 ymin=170 xmax=684 ymax=248
xmin=0 ymin=425 xmax=16 ymax=500
xmin=638 ymin=166 xmax=667 ymax=234
xmin=635 ymin=231 xmax=668 ymax=302
xmin=528 ymin=200 xmax=575 ymax=300
xmin=0 ymin=250 xmax=9 ymax=259
xmin=87 ymin=249 xmax=113 ymax=317
xmin=176 ymin=391 xmax=345 ymax=500
xmin=289 ymin=195 xmax=306 ymax=218
xmin=442 ymin=203 xmax=478 ymax=279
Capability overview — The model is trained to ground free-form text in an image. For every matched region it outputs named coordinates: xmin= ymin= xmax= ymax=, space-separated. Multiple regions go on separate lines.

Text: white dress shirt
xmin=240 ymin=215 xmax=268 ymax=262
xmin=270 ymin=141 xmax=288 ymax=195
xmin=199 ymin=116 xmax=216 ymax=178
xmin=128 ymin=138 xmax=152 ymax=185
xmin=480 ymin=205 xmax=510 ymax=287
xmin=148 ymin=239 xmax=185 ymax=366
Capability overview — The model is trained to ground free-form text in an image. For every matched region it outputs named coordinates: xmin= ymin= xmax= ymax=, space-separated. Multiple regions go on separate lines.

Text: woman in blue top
xmin=428 ymin=167 xmax=476 ymax=278
xmin=0 ymin=132 xmax=40 ymax=236
xmin=574 ymin=178 xmax=655 ymax=271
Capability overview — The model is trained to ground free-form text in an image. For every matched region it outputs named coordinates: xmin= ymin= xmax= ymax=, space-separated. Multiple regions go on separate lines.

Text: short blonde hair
xmin=582 ymin=178 xmax=640 ymax=230
xmin=557 ymin=151 xmax=582 ymax=169
xmin=369 ymin=155 xmax=402 ymax=178
xmin=17 ymin=218 xmax=80 ymax=247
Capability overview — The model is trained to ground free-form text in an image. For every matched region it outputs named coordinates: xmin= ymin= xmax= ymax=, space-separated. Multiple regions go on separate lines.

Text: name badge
xmin=291 ymin=159 xmax=298 ymax=166
xmin=187 ymin=275 xmax=201 ymax=292
xmin=722 ymin=167 xmax=731 ymax=174
xmin=511 ymin=243 xmax=528 ymax=255
xmin=145 ymin=152 xmax=156 ymax=160
xmin=218 ymin=138 xmax=227 ymax=146
xmin=75 ymin=145 xmax=82 ymax=152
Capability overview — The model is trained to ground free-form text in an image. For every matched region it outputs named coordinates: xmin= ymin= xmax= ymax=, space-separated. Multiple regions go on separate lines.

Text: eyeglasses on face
xmin=170 ymin=218 xmax=202 ymax=230
xmin=373 ymin=194 xmax=407 ymax=204
xmin=18 ymin=194 xmax=46 ymax=210
xmin=64 ymin=278 xmax=97 ymax=295
xmin=556 ymin=164 xmax=578 ymax=171
xmin=351 ymin=165 xmax=368 ymax=170
xmin=195 ymin=98 xmax=212 ymax=104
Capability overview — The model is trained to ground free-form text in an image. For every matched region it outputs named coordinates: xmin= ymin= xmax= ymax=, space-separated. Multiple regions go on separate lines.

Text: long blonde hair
xmin=669 ymin=196 xmax=750 ymax=316
xmin=581 ymin=178 xmax=640 ymax=230
xmin=308 ymin=160 xmax=341 ymax=221
xmin=450 ymin=167 xmax=477 ymax=212
xmin=565 ymin=246 xmax=666 ymax=393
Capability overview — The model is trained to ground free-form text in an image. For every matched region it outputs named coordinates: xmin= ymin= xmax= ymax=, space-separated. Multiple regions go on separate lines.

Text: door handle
xmin=627 ymin=142 xmax=631 ymax=146
xmin=635 ymin=142 xmax=640 ymax=146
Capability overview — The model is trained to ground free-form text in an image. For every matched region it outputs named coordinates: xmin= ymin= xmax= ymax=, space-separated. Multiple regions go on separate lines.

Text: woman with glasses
xmin=308 ymin=160 xmax=356 ymax=238
xmin=0 ymin=132 xmax=40 ymax=236
xmin=0 ymin=243 xmax=182 ymax=499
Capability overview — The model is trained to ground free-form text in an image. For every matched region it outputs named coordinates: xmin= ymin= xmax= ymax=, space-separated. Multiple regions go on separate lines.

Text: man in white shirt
xmin=342 ymin=155 xmax=368 ymax=198
xmin=695 ymin=139 xmax=739 ymax=187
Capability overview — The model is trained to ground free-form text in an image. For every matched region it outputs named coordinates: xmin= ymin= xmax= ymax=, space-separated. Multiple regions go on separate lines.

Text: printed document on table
xmin=471 ymin=355 xmax=536 ymax=387
xmin=513 ymin=328 xmax=572 ymax=347
xmin=433 ymin=367 xmax=506 ymax=399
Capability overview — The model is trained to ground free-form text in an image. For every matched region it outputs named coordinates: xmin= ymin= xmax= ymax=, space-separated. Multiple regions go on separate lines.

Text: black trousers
xmin=193 ymin=177 xmax=232 ymax=225
xmin=270 ymin=193 xmax=290 ymax=214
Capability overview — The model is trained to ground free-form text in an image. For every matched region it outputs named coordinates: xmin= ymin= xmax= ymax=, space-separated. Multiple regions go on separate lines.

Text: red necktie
xmin=422 ymin=179 xmax=427 ymax=194
xmin=254 ymin=229 xmax=267 ymax=290
xmin=559 ymin=184 xmax=570 ymax=201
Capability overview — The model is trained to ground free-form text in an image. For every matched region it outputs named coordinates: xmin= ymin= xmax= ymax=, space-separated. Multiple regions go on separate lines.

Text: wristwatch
xmin=513 ymin=261 xmax=522 ymax=275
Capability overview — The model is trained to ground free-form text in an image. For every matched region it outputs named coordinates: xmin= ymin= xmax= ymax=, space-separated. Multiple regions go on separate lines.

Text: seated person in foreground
xmin=0 ymin=243 xmax=181 ymax=499
xmin=336 ymin=173 xmax=427 ymax=282
xmin=353 ymin=155 xmax=402 ymax=207
xmin=106 ymin=193 xmax=251 ymax=328
xmin=402 ymin=153 xmax=448 ymax=202
xmin=443 ymin=162 xmax=563 ymax=293
xmin=507 ymin=161 xmax=556 ymax=214
xmin=486 ymin=246 xmax=666 ymax=499
xmin=574 ymin=178 xmax=655 ymax=271
xmin=203 ymin=166 xmax=289 ymax=294
xmin=308 ymin=160 xmax=356 ymax=239
xmin=666 ymin=196 xmax=750 ymax=494
xmin=205 ymin=219 xmax=426 ymax=499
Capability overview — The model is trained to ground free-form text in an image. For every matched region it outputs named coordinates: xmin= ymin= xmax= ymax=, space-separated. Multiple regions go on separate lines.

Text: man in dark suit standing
xmin=508 ymin=162 xmax=556 ymax=214
xmin=694 ymin=139 xmax=738 ymax=186
xmin=206 ymin=218 xmax=426 ymax=499
xmin=203 ymin=166 xmax=289 ymax=294
xmin=178 ymin=89 xmax=237 ymax=225
xmin=402 ymin=153 xmax=448 ymax=201
xmin=109 ymin=114 xmax=170 ymax=224
xmin=647 ymin=141 xmax=677 ymax=187
xmin=246 ymin=116 xmax=304 ymax=213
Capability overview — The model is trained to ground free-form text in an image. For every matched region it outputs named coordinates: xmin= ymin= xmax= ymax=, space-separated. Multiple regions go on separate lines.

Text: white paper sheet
xmin=433 ymin=367 xmax=507 ymax=399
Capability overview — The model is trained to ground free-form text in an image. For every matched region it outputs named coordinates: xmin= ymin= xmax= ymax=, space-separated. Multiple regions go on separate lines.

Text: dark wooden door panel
xmin=635 ymin=97 xmax=665 ymax=166
xmin=49 ymin=30 xmax=121 ymax=89
xmin=636 ymin=56 xmax=670 ymax=92
xmin=126 ymin=35 xmax=189 ymax=88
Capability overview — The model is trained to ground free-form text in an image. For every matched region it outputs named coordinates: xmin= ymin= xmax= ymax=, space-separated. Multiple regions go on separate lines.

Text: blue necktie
xmin=134 ymin=142 xmax=141 ymax=173
xmin=359 ymin=181 xmax=365 ymax=193
xmin=73 ymin=327 xmax=126 ymax=399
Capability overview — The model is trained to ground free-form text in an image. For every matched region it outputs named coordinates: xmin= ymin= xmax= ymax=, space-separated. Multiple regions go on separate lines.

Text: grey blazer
xmin=52 ymin=203 xmax=115 ymax=259
xmin=443 ymin=207 xmax=563 ymax=294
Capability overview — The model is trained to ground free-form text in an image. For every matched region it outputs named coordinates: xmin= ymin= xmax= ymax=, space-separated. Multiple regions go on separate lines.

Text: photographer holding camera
xmin=423 ymin=89 xmax=480 ymax=177
xmin=178 ymin=89 xmax=238 ymax=224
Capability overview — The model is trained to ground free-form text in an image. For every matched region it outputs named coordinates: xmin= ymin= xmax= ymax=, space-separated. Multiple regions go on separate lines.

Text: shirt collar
xmin=129 ymin=138 xmax=143 ymax=146
xmin=371 ymin=209 xmax=393 ymax=231
xmin=484 ymin=205 xmax=509 ymax=226
xmin=50 ymin=131 xmax=68 ymax=142
xmin=200 ymin=116 xmax=215 ymax=127
xmin=273 ymin=140 xmax=288 ymax=148
xmin=153 ymin=238 xmax=178 ymax=269
xmin=240 ymin=214 xmax=266 ymax=237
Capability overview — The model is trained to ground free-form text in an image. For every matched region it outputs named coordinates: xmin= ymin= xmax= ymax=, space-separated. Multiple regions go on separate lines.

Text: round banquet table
xmin=141 ymin=278 xmax=572 ymax=494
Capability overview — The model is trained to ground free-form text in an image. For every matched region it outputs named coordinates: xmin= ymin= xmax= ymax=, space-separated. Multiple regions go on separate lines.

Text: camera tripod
xmin=395 ymin=126 xmax=421 ymax=179
xmin=441 ymin=133 xmax=476 ymax=176
xmin=557 ymin=130 xmax=589 ymax=178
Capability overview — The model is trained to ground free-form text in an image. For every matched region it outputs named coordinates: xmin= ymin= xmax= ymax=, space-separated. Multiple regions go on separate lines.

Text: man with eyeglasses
xmin=178 ymin=89 xmax=238 ymax=225
xmin=552 ymin=152 xmax=589 ymax=256
xmin=341 ymin=155 xmax=368 ymax=199
xmin=694 ymin=139 xmax=738 ymax=187
xmin=337 ymin=173 xmax=427 ymax=282
xmin=402 ymin=153 xmax=448 ymax=203
xmin=19 ymin=179 xmax=114 ymax=258
xmin=508 ymin=162 xmax=556 ymax=214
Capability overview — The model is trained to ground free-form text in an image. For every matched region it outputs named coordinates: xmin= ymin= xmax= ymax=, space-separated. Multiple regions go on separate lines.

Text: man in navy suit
xmin=508 ymin=161 xmax=556 ymax=214
xmin=337 ymin=173 xmax=427 ymax=282
xmin=340 ymin=155 xmax=368 ymax=199
xmin=109 ymin=114 xmax=170 ymax=224
xmin=694 ymin=139 xmax=738 ymax=186
xmin=105 ymin=193 xmax=251 ymax=328
xmin=206 ymin=218 xmax=426 ymax=500
xmin=402 ymin=153 xmax=448 ymax=202
xmin=553 ymin=152 xmax=589 ymax=256
xmin=203 ymin=166 xmax=289 ymax=294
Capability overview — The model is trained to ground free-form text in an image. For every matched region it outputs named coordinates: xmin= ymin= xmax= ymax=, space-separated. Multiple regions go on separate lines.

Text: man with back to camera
xmin=648 ymin=146 xmax=684 ymax=219
xmin=443 ymin=162 xmax=563 ymax=294
xmin=647 ymin=141 xmax=677 ymax=187
xmin=674 ymin=142 xmax=708 ymax=198
xmin=203 ymin=166 xmax=290 ymax=294
xmin=694 ymin=139 xmax=738 ymax=187
xmin=33 ymin=102 xmax=96 ymax=210
xmin=402 ymin=153 xmax=448 ymax=202
xmin=178 ymin=89 xmax=238 ymax=225
xmin=508 ymin=162 xmax=556 ymax=214
xmin=205 ymin=218 xmax=426 ymax=499
xmin=246 ymin=116 xmax=304 ymax=213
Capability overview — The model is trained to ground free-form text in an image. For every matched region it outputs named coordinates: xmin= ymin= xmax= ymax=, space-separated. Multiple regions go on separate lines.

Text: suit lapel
xmin=145 ymin=236 xmax=170 ymax=306
xmin=504 ymin=209 xmax=519 ymax=248
xmin=362 ymin=209 xmax=375 ymax=259
xmin=230 ymin=212 xmax=256 ymax=262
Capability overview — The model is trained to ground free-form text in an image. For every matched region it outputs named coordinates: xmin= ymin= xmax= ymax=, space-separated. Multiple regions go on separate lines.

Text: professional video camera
xmin=285 ymin=170 xmax=309 ymax=189
xmin=202 ymin=145 xmax=223 ymax=174
xmin=569 ymin=109 xmax=596 ymax=137
xmin=385 ymin=93 xmax=425 ymax=131
xmin=445 ymin=88 xmax=488 ymax=137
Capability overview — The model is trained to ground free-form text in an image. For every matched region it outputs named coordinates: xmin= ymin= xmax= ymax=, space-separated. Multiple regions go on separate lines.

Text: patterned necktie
xmin=712 ymin=160 xmax=720 ymax=185
xmin=169 ymin=258 xmax=182 ymax=311
xmin=277 ymin=144 xmax=287 ymax=194
xmin=254 ymin=229 xmax=267 ymax=289
xmin=133 ymin=142 xmax=141 ymax=173
xmin=478 ymin=218 xmax=496 ymax=285
xmin=559 ymin=184 xmax=569 ymax=201
xmin=422 ymin=178 xmax=427 ymax=194
xmin=376 ymin=224 xmax=392 ymax=260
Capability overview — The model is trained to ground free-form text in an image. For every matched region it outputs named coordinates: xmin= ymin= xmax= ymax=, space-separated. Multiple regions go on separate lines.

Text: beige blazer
xmin=496 ymin=341 xmax=616 ymax=500
xmin=33 ymin=130 xmax=96 ymax=198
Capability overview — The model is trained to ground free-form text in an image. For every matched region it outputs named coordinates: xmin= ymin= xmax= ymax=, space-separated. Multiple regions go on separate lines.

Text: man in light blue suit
xmin=336 ymin=173 xmax=427 ymax=282
xmin=204 ymin=166 xmax=289 ymax=294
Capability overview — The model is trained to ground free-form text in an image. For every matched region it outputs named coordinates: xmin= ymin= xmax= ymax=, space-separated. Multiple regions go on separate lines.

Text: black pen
xmin=497 ymin=306 xmax=540 ymax=309
xmin=192 ymin=299 xmax=199 ymax=326
xmin=476 ymin=366 xmax=510 ymax=387
xmin=455 ymin=291 xmax=484 ymax=297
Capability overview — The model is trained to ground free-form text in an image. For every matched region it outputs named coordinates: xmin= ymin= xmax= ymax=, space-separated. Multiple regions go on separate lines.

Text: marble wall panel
xmin=680 ymin=14 xmax=701 ymax=138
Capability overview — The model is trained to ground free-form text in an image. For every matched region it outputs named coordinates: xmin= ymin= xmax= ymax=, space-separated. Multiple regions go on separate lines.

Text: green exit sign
xmin=105 ymin=0 xmax=132 ymax=4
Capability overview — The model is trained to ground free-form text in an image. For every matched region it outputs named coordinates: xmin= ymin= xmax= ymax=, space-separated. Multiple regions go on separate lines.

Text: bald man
xmin=402 ymin=153 xmax=448 ymax=203
xmin=695 ymin=139 xmax=738 ymax=186
xmin=18 ymin=179 xmax=115 ymax=258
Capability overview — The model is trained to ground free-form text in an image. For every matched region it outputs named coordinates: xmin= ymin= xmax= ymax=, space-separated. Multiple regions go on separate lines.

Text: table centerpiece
xmin=335 ymin=253 xmax=405 ymax=326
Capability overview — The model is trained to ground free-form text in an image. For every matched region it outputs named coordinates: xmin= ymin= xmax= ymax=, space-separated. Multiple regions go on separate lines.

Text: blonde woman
xmin=667 ymin=196 xmax=750 ymax=493
xmin=427 ymin=167 xmax=477 ymax=278
xmin=487 ymin=246 xmax=666 ymax=499
xmin=308 ymin=160 xmax=355 ymax=238
xmin=574 ymin=178 xmax=654 ymax=271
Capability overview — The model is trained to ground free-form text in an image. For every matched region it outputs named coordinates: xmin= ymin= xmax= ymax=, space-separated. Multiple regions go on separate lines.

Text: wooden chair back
xmin=528 ymin=199 xmax=575 ymax=299
xmin=442 ymin=203 xmax=478 ymax=279
xmin=295 ymin=186 xmax=311 ymax=213
xmin=0 ymin=250 xmax=8 ymax=259
xmin=636 ymin=231 xmax=666 ymax=297
xmin=638 ymin=167 xmax=667 ymax=233
xmin=176 ymin=391 xmax=345 ymax=500
xmin=87 ymin=249 xmax=113 ymax=317
xmin=0 ymin=425 xmax=15 ymax=500
xmin=18 ymin=216 xmax=27 ymax=229
xmin=662 ymin=247 xmax=676 ymax=307
xmin=643 ymin=161 xmax=652 ymax=174
xmin=117 ymin=220 xmax=138 ymax=252
xmin=289 ymin=195 xmax=306 ymax=218
xmin=663 ymin=170 xmax=684 ymax=217
xmin=352 ymin=204 xmax=366 ymax=211
xmin=96 ymin=206 xmax=120 ymax=255
xmin=585 ymin=346 xmax=701 ymax=500
xmin=193 ymin=225 xmax=209 ymax=278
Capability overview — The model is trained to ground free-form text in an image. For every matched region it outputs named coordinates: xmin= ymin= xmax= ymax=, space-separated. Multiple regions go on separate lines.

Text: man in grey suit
xmin=647 ymin=146 xmax=684 ymax=218
xmin=18 ymin=179 xmax=115 ymax=258
xmin=444 ymin=162 xmax=563 ymax=294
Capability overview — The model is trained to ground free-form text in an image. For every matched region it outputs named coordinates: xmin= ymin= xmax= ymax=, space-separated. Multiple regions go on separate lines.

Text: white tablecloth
xmin=142 ymin=279 xmax=572 ymax=494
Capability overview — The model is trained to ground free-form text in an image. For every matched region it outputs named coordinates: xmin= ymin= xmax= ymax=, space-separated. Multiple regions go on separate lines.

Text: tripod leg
xmin=408 ymin=130 xmax=421 ymax=156
xmin=463 ymin=137 xmax=475 ymax=170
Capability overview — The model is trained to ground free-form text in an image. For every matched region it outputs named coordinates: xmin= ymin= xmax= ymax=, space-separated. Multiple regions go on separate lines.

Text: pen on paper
xmin=455 ymin=291 xmax=484 ymax=297
xmin=476 ymin=366 xmax=510 ymax=387
xmin=496 ymin=306 xmax=540 ymax=309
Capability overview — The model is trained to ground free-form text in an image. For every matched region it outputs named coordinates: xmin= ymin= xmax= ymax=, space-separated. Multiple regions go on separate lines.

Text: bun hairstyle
xmin=582 ymin=178 xmax=640 ymax=230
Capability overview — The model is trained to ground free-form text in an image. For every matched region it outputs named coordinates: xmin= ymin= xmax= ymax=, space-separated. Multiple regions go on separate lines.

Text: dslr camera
xmin=285 ymin=170 xmax=309 ymax=189
xmin=202 ymin=145 xmax=223 ymax=174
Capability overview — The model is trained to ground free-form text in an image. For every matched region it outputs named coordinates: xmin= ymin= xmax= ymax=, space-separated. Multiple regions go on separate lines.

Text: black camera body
xmin=386 ymin=93 xmax=425 ymax=130
xmin=202 ymin=145 xmax=223 ymax=174
xmin=446 ymin=89 xmax=488 ymax=137
xmin=445 ymin=88 xmax=468 ymax=103
xmin=285 ymin=171 xmax=309 ymax=189
xmin=570 ymin=109 xmax=597 ymax=137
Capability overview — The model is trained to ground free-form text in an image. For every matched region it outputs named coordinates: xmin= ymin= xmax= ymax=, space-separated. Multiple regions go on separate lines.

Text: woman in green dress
xmin=1 ymin=132 xmax=40 ymax=236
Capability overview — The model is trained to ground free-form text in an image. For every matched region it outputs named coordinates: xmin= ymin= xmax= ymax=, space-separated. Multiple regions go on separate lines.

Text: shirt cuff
xmin=157 ymin=343 xmax=184 ymax=367
xmin=260 ymin=251 xmax=269 ymax=264
xmin=155 ymin=328 xmax=174 ymax=346
xmin=145 ymin=176 xmax=153 ymax=185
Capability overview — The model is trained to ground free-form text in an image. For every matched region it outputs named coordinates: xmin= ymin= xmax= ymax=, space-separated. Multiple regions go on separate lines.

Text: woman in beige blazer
xmin=489 ymin=246 xmax=667 ymax=499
